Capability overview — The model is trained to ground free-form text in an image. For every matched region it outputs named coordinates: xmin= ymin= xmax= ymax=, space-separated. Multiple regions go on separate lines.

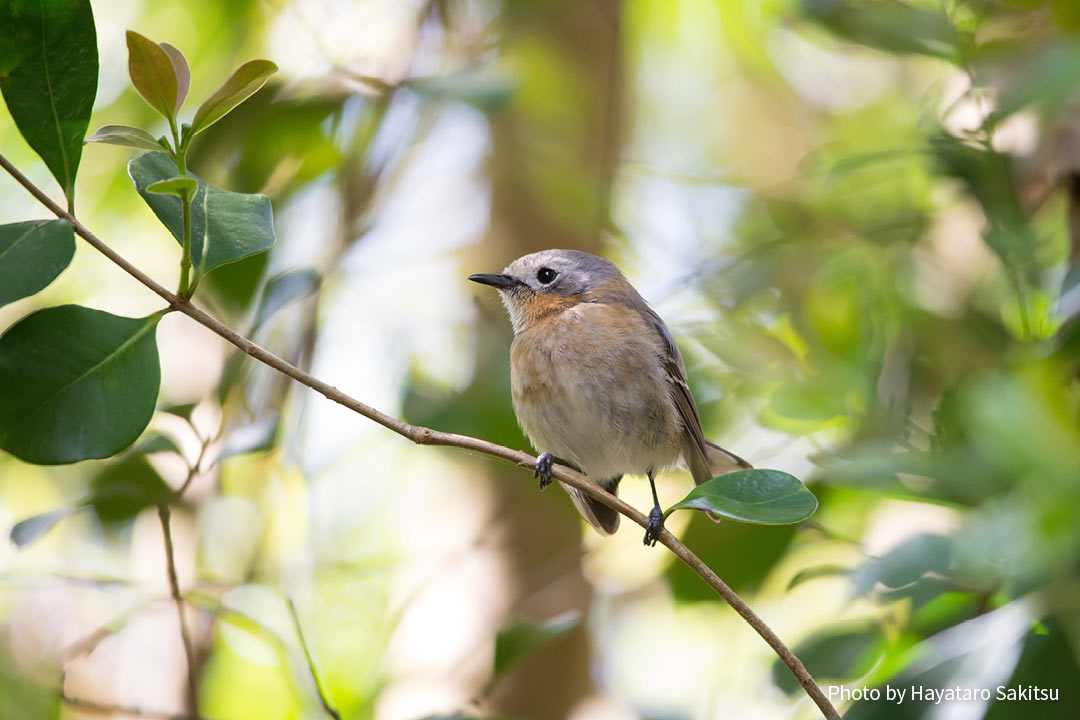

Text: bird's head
xmin=469 ymin=249 xmax=627 ymax=333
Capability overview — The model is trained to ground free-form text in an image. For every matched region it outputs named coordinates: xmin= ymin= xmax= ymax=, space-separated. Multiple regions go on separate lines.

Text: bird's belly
xmin=510 ymin=327 xmax=682 ymax=480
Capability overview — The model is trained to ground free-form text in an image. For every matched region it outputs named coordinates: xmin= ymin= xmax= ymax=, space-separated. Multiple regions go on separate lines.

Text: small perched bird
xmin=469 ymin=249 xmax=750 ymax=545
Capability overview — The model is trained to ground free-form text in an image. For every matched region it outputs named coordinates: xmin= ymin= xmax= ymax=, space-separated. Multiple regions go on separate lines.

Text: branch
xmin=0 ymin=152 xmax=840 ymax=720
xmin=157 ymin=505 xmax=199 ymax=712
xmin=61 ymin=692 xmax=209 ymax=720
xmin=287 ymin=597 xmax=342 ymax=720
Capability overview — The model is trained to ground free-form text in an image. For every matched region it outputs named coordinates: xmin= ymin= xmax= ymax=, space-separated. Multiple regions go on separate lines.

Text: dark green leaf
xmin=191 ymin=59 xmax=278 ymax=134
xmin=133 ymin=431 xmax=181 ymax=455
xmin=771 ymin=625 xmax=886 ymax=694
xmin=86 ymin=124 xmax=166 ymax=152
xmin=160 ymin=402 xmax=198 ymax=421
xmin=664 ymin=469 xmax=818 ymax=524
xmin=10 ymin=508 xmax=71 ymax=548
xmin=0 ymin=220 xmax=75 ymax=308
xmin=159 ymin=42 xmax=190 ymax=111
xmin=0 ymin=305 xmax=161 ymax=464
xmin=803 ymin=0 xmax=959 ymax=60
xmin=493 ymin=612 xmax=580 ymax=678
xmin=0 ymin=0 xmax=98 ymax=208
xmin=147 ymin=176 xmax=198 ymax=203
xmin=254 ymin=268 xmax=320 ymax=330
xmin=129 ymin=152 xmax=276 ymax=275
xmin=125 ymin=30 xmax=178 ymax=120
xmin=90 ymin=454 xmax=171 ymax=523
xmin=218 ymin=418 xmax=279 ymax=460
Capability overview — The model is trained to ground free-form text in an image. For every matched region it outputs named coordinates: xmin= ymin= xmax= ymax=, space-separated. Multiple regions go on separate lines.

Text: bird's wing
xmin=642 ymin=307 xmax=750 ymax=484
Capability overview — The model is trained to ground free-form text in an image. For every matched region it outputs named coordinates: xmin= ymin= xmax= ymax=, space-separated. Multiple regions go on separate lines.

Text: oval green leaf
xmin=128 ymin=152 xmax=276 ymax=275
xmin=0 ymin=220 xmax=75 ymax=308
xmin=191 ymin=59 xmax=278 ymax=135
xmin=87 ymin=124 xmax=166 ymax=152
xmin=147 ymin=176 xmax=198 ymax=202
xmin=126 ymin=30 xmax=178 ymax=120
xmin=0 ymin=0 xmax=98 ymax=210
xmin=664 ymin=469 xmax=818 ymax=525
xmin=0 ymin=305 xmax=162 ymax=464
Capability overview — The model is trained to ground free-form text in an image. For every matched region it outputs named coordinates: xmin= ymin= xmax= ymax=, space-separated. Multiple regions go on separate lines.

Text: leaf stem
xmin=287 ymin=597 xmax=341 ymax=720
xmin=0 ymin=151 xmax=840 ymax=720
xmin=168 ymin=119 xmax=194 ymax=299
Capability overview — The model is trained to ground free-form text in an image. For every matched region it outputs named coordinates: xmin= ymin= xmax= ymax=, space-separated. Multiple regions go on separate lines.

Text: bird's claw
xmin=643 ymin=506 xmax=664 ymax=547
xmin=533 ymin=452 xmax=555 ymax=491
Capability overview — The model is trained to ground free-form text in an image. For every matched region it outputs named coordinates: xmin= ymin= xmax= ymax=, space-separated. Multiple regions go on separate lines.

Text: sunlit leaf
xmin=0 ymin=0 xmax=98 ymax=208
xmin=87 ymin=124 xmax=166 ymax=152
xmin=159 ymin=42 xmax=190 ymax=111
xmin=147 ymin=176 xmax=198 ymax=203
xmin=126 ymin=30 xmax=179 ymax=121
xmin=664 ymin=469 xmax=818 ymax=524
xmin=253 ymin=268 xmax=320 ymax=331
xmin=191 ymin=59 xmax=278 ymax=135
xmin=129 ymin=152 xmax=276 ymax=275
xmin=494 ymin=612 xmax=580 ymax=678
xmin=0 ymin=220 xmax=75 ymax=308
xmin=0 ymin=306 xmax=161 ymax=464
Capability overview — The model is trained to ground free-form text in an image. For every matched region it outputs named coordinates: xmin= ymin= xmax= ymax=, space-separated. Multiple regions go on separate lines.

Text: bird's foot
xmin=533 ymin=452 xmax=556 ymax=491
xmin=643 ymin=505 xmax=664 ymax=547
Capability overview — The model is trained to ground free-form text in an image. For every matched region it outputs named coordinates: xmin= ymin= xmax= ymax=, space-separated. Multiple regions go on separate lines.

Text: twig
xmin=287 ymin=597 xmax=342 ymax=720
xmin=61 ymin=691 xmax=208 ymax=720
xmin=157 ymin=504 xmax=199 ymax=713
xmin=0 ymin=152 xmax=840 ymax=720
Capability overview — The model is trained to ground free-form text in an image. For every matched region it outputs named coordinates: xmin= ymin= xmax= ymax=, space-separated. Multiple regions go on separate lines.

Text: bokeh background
xmin=2 ymin=0 xmax=1080 ymax=718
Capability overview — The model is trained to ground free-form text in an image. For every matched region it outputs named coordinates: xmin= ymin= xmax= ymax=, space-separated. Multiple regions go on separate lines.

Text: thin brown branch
xmin=157 ymin=504 xmax=199 ymax=713
xmin=61 ymin=692 xmax=209 ymax=720
xmin=0 ymin=152 xmax=840 ymax=720
xmin=287 ymin=597 xmax=342 ymax=720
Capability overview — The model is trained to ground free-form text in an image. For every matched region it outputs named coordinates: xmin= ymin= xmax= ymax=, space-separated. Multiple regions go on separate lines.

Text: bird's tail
xmin=705 ymin=439 xmax=752 ymax=478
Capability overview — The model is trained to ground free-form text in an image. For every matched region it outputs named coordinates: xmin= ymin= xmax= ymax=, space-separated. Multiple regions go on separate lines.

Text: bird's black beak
xmin=468 ymin=273 xmax=520 ymax=289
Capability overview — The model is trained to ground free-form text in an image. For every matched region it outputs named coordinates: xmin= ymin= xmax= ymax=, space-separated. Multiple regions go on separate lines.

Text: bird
xmin=469 ymin=249 xmax=750 ymax=546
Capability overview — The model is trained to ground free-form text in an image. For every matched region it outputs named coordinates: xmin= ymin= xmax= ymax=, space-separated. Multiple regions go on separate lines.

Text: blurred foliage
xmin=2 ymin=0 xmax=1080 ymax=719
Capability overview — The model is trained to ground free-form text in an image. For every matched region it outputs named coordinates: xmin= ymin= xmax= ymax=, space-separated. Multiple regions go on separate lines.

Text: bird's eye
xmin=537 ymin=267 xmax=557 ymax=284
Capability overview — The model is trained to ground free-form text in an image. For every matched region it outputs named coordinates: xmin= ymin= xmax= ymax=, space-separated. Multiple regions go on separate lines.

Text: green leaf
xmin=803 ymin=0 xmax=959 ymax=61
xmin=852 ymin=534 xmax=953 ymax=596
xmin=0 ymin=0 xmax=98 ymax=209
xmin=191 ymin=59 xmax=278 ymax=135
xmin=159 ymin=402 xmax=198 ymax=422
xmin=133 ymin=430 xmax=181 ymax=455
xmin=126 ymin=30 xmax=179 ymax=120
xmin=771 ymin=625 xmax=887 ymax=694
xmin=147 ymin=176 xmax=198 ymax=203
xmin=86 ymin=124 xmax=166 ymax=152
xmin=253 ymin=268 xmax=320 ymax=331
xmin=90 ymin=454 xmax=171 ymax=523
xmin=493 ymin=611 xmax=580 ymax=678
xmin=129 ymin=152 xmax=276 ymax=275
xmin=664 ymin=469 xmax=818 ymax=524
xmin=0 ymin=305 xmax=162 ymax=464
xmin=0 ymin=220 xmax=75 ymax=308
xmin=159 ymin=42 xmax=190 ymax=111
xmin=10 ymin=508 xmax=71 ymax=548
